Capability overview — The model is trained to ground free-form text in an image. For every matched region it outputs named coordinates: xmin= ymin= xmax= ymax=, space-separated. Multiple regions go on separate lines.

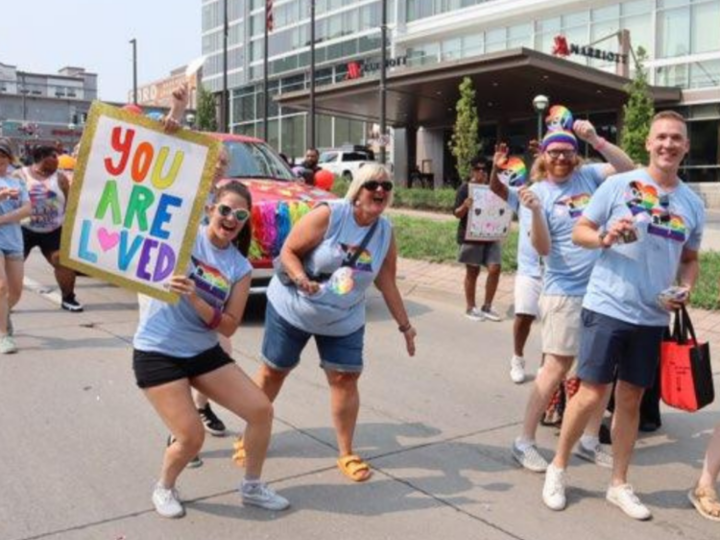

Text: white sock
xmin=580 ymin=434 xmax=599 ymax=449
xmin=515 ymin=436 xmax=535 ymax=451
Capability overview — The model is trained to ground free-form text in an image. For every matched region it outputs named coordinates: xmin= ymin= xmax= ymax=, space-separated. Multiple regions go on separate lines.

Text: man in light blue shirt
xmin=543 ymin=111 xmax=704 ymax=521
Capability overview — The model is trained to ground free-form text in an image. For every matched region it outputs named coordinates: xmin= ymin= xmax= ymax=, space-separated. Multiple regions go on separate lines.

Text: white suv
xmin=318 ymin=147 xmax=376 ymax=181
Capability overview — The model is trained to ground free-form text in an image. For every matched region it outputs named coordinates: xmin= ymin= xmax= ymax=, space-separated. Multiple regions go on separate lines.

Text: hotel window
xmin=690 ymin=59 xmax=720 ymax=88
xmin=441 ymin=37 xmax=463 ymax=60
xmin=621 ymin=1 xmax=652 ymax=56
xmin=692 ymin=0 xmax=720 ymax=54
xmin=485 ymin=28 xmax=506 ymax=53
xmin=508 ymin=23 xmax=532 ymax=49
xmin=462 ymin=33 xmax=483 ymax=57
xmin=281 ymin=114 xmax=306 ymax=160
xmin=657 ymin=1 xmax=691 ymax=58
xmin=535 ymin=17 xmax=561 ymax=55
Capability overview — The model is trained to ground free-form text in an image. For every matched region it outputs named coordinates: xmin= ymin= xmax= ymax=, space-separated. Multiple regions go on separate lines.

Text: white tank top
xmin=21 ymin=167 xmax=66 ymax=233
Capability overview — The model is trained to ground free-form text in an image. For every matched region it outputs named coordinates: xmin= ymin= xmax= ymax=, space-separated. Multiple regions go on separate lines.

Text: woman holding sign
xmin=133 ymin=182 xmax=290 ymax=518
xmin=0 ymin=140 xmax=31 ymax=354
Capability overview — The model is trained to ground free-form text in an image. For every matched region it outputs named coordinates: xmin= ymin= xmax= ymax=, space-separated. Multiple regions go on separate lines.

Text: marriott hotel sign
xmin=552 ymin=35 xmax=628 ymax=65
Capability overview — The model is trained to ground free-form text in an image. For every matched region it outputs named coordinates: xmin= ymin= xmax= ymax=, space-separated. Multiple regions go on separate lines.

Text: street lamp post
xmin=129 ymin=39 xmax=138 ymax=105
xmin=532 ymin=94 xmax=549 ymax=142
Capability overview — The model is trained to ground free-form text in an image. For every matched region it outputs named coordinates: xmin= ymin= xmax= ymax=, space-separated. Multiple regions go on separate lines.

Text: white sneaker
xmin=152 ymin=483 xmax=185 ymax=518
xmin=574 ymin=442 xmax=613 ymax=469
xmin=240 ymin=481 xmax=290 ymax=511
xmin=543 ymin=463 xmax=567 ymax=511
xmin=510 ymin=355 xmax=526 ymax=384
xmin=465 ymin=307 xmax=484 ymax=321
xmin=481 ymin=306 xmax=502 ymax=322
xmin=0 ymin=335 xmax=17 ymax=354
xmin=511 ymin=440 xmax=548 ymax=472
xmin=606 ymin=484 xmax=652 ymax=520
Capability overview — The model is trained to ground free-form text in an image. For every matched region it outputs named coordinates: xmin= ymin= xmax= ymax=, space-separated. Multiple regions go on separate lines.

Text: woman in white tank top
xmin=13 ymin=145 xmax=83 ymax=312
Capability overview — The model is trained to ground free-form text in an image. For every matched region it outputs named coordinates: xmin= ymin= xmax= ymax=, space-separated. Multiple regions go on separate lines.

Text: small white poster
xmin=465 ymin=184 xmax=512 ymax=242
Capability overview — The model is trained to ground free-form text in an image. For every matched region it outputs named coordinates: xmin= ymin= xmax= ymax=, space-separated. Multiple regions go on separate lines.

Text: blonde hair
xmin=344 ymin=163 xmax=394 ymax=207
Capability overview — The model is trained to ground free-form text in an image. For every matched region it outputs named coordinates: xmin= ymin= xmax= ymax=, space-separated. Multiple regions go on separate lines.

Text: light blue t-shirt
xmin=582 ymin=170 xmax=705 ymax=326
xmin=0 ymin=176 xmax=29 ymax=254
xmin=507 ymin=188 xmax=542 ymax=278
xmin=531 ymin=164 xmax=606 ymax=296
xmin=267 ymin=200 xmax=393 ymax=336
xmin=133 ymin=226 xmax=252 ymax=357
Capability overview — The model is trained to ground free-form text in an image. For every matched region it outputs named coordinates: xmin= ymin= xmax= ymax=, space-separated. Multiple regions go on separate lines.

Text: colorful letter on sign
xmin=60 ymin=102 xmax=220 ymax=303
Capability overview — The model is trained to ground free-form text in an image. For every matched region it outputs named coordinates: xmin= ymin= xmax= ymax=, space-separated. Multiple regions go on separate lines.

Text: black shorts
xmin=577 ymin=309 xmax=666 ymax=389
xmin=133 ymin=344 xmax=235 ymax=389
xmin=23 ymin=227 xmax=62 ymax=259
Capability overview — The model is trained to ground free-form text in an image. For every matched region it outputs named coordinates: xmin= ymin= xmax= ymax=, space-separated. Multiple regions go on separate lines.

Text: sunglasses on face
xmin=546 ymin=149 xmax=576 ymax=160
xmin=362 ymin=180 xmax=393 ymax=192
xmin=217 ymin=204 xmax=250 ymax=221
xmin=658 ymin=194 xmax=671 ymax=222
xmin=473 ymin=166 xmax=487 ymax=172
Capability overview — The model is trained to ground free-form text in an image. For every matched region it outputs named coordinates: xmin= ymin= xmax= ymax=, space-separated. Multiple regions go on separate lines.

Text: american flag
xmin=266 ymin=0 xmax=274 ymax=32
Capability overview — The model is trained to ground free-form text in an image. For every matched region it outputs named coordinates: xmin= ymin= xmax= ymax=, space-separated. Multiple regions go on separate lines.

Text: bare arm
xmin=573 ymin=120 xmax=635 ymax=177
xmin=280 ymin=204 xmax=331 ymax=293
xmin=519 ymin=187 xmax=550 ymax=256
xmin=0 ymin=199 xmax=31 ymax=225
xmin=374 ymin=234 xmax=416 ymax=357
xmin=572 ymin=216 xmax=636 ymax=249
xmin=678 ymin=247 xmax=700 ymax=292
xmin=488 ymin=143 xmax=509 ymax=202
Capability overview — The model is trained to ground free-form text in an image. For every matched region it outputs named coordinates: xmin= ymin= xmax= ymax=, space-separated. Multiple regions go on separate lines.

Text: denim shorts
xmin=261 ymin=301 xmax=365 ymax=373
xmin=0 ymin=247 xmax=23 ymax=260
xmin=577 ymin=308 xmax=666 ymax=389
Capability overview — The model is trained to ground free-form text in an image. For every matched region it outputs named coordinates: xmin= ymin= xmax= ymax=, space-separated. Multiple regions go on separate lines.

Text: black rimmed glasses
xmin=362 ymin=180 xmax=393 ymax=192
xmin=546 ymin=149 xmax=576 ymax=160
xmin=217 ymin=204 xmax=250 ymax=222
xmin=658 ymin=194 xmax=671 ymax=223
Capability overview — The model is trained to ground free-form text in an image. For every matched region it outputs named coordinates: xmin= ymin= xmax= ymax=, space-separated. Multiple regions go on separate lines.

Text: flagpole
xmin=222 ymin=0 xmax=229 ymax=133
xmin=309 ymin=0 xmax=316 ymax=149
xmin=264 ymin=0 xmax=270 ymax=141
xmin=379 ymin=0 xmax=387 ymax=164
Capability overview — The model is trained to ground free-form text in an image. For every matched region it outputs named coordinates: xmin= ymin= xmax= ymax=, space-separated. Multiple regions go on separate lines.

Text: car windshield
xmin=223 ymin=140 xmax=295 ymax=181
xmin=343 ymin=152 xmax=373 ymax=162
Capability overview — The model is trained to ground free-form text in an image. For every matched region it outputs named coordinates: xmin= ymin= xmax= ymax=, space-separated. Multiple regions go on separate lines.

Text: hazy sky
xmin=1 ymin=0 xmax=200 ymax=102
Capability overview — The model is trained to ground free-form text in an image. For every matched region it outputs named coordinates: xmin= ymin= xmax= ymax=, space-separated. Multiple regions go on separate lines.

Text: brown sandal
xmin=337 ymin=454 xmax=372 ymax=482
xmin=688 ymin=486 xmax=720 ymax=521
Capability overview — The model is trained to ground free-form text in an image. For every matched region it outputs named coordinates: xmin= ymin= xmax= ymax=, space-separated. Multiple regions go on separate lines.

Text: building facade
xmin=129 ymin=66 xmax=201 ymax=111
xmin=0 ymin=62 xmax=97 ymax=154
xmin=201 ymin=0 xmax=720 ymax=184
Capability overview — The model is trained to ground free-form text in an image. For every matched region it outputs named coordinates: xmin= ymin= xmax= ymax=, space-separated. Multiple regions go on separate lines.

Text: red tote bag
xmin=660 ymin=306 xmax=714 ymax=412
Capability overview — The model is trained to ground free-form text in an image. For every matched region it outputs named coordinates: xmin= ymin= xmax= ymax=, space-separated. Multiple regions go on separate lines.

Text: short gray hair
xmin=344 ymin=164 xmax=394 ymax=207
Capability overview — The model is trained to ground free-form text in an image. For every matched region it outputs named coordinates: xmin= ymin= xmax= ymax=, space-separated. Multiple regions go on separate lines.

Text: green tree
xmin=620 ymin=47 xmax=654 ymax=165
xmin=449 ymin=77 xmax=481 ymax=181
xmin=196 ymin=84 xmax=218 ymax=132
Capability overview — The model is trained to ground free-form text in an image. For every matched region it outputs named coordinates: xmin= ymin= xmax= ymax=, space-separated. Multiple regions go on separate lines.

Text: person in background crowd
xmin=488 ymin=144 xmax=542 ymax=383
xmin=542 ymin=111 xmax=704 ymax=521
xmin=233 ymin=164 xmax=416 ymax=483
xmin=690 ymin=423 xmax=720 ymax=521
xmin=0 ymin=140 xmax=31 ymax=354
xmin=13 ymin=145 xmax=83 ymax=312
xmin=298 ymin=148 xmax=321 ymax=185
xmin=134 ymin=182 xmax=290 ymax=518
xmin=511 ymin=120 xmax=635 ymax=475
xmin=453 ymin=155 xmax=503 ymax=322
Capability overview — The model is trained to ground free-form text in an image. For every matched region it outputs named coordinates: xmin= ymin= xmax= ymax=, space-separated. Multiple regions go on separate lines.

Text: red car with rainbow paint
xmin=210 ymin=133 xmax=336 ymax=293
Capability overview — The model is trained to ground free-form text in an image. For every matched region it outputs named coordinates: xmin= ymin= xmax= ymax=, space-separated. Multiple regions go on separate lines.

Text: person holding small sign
xmin=0 ymin=140 xmax=31 ymax=354
xmin=133 ymin=182 xmax=290 ymax=518
xmin=453 ymin=155 xmax=503 ymax=322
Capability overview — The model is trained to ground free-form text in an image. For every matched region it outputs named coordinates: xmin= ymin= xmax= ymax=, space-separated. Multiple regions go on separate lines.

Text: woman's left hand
xmin=403 ymin=327 xmax=417 ymax=357
xmin=168 ymin=275 xmax=196 ymax=297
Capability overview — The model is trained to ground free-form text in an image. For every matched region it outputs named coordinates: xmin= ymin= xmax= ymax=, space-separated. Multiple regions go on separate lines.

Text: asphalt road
xmin=1 ymin=254 xmax=719 ymax=540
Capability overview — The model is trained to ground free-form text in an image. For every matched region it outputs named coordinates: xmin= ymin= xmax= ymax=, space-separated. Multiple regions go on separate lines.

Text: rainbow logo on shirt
xmin=498 ymin=157 xmax=528 ymax=187
xmin=340 ymin=244 xmax=373 ymax=272
xmin=625 ymin=181 xmax=659 ymax=215
xmin=328 ymin=267 xmax=355 ymax=296
xmin=545 ymin=105 xmax=574 ymax=132
xmin=555 ymin=193 xmax=591 ymax=218
xmin=190 ymin=256 xmax=231 ymax=304
xmin=648 ymin=210 xmax=687 ymax=242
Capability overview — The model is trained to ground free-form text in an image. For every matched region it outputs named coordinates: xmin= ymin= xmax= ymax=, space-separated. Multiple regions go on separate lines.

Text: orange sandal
xmin=232 ymin=437 xmax=246 ymax=467
xmin=689 ymin=486 xmax=720 ymax=522
xmin=337 ymin=454 xmax=372 ymax=482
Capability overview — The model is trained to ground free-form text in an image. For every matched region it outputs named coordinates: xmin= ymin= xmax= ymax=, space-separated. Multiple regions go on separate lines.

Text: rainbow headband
xmin=541 ymin=130 xmax=578 ymax=151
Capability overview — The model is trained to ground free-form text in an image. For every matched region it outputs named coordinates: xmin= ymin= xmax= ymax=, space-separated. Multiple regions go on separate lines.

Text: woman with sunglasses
xmin=133 ymin=181 xmax=290 ymax=518
xmin=510 ymin=121 xmax=635 ymax=480
xmin=236 ymin=164 xmax=416 ymax=483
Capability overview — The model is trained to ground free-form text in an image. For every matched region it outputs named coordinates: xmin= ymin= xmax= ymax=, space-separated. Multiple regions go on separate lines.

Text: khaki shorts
xmin=539 ymin=295 xmax=583 ymax=357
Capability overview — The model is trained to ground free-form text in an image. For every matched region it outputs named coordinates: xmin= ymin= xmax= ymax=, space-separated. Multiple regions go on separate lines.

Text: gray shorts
xmin=458 ymin=242 xmax=502 ymax=267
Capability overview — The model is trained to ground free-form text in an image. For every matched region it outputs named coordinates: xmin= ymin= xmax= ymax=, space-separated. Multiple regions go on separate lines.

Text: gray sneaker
xmin=481 ymin=306 xmax=502 ymax=322
xmin=0 ymin=335 xmax=17 ymax=354
xmin=511 ymin=440 xmax=549 ymax=472
xmin=240 ymin=481 xmax=290 ymax=511
xmin=574 ymin=442 xmax=613 ymax=469
xmin=465 ymin=307 xmax=484 ymax=321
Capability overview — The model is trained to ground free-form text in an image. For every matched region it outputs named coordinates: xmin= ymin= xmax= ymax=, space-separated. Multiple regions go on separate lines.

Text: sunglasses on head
xmin=362 ymin=180 xmax=393 ymax=192
xmin=217 ymin=204 xmax=250 ymax=221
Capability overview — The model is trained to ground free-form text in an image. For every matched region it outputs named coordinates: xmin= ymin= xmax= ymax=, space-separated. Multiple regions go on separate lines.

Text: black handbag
xmin=274 ymin=219 xmax=379 ymax=286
